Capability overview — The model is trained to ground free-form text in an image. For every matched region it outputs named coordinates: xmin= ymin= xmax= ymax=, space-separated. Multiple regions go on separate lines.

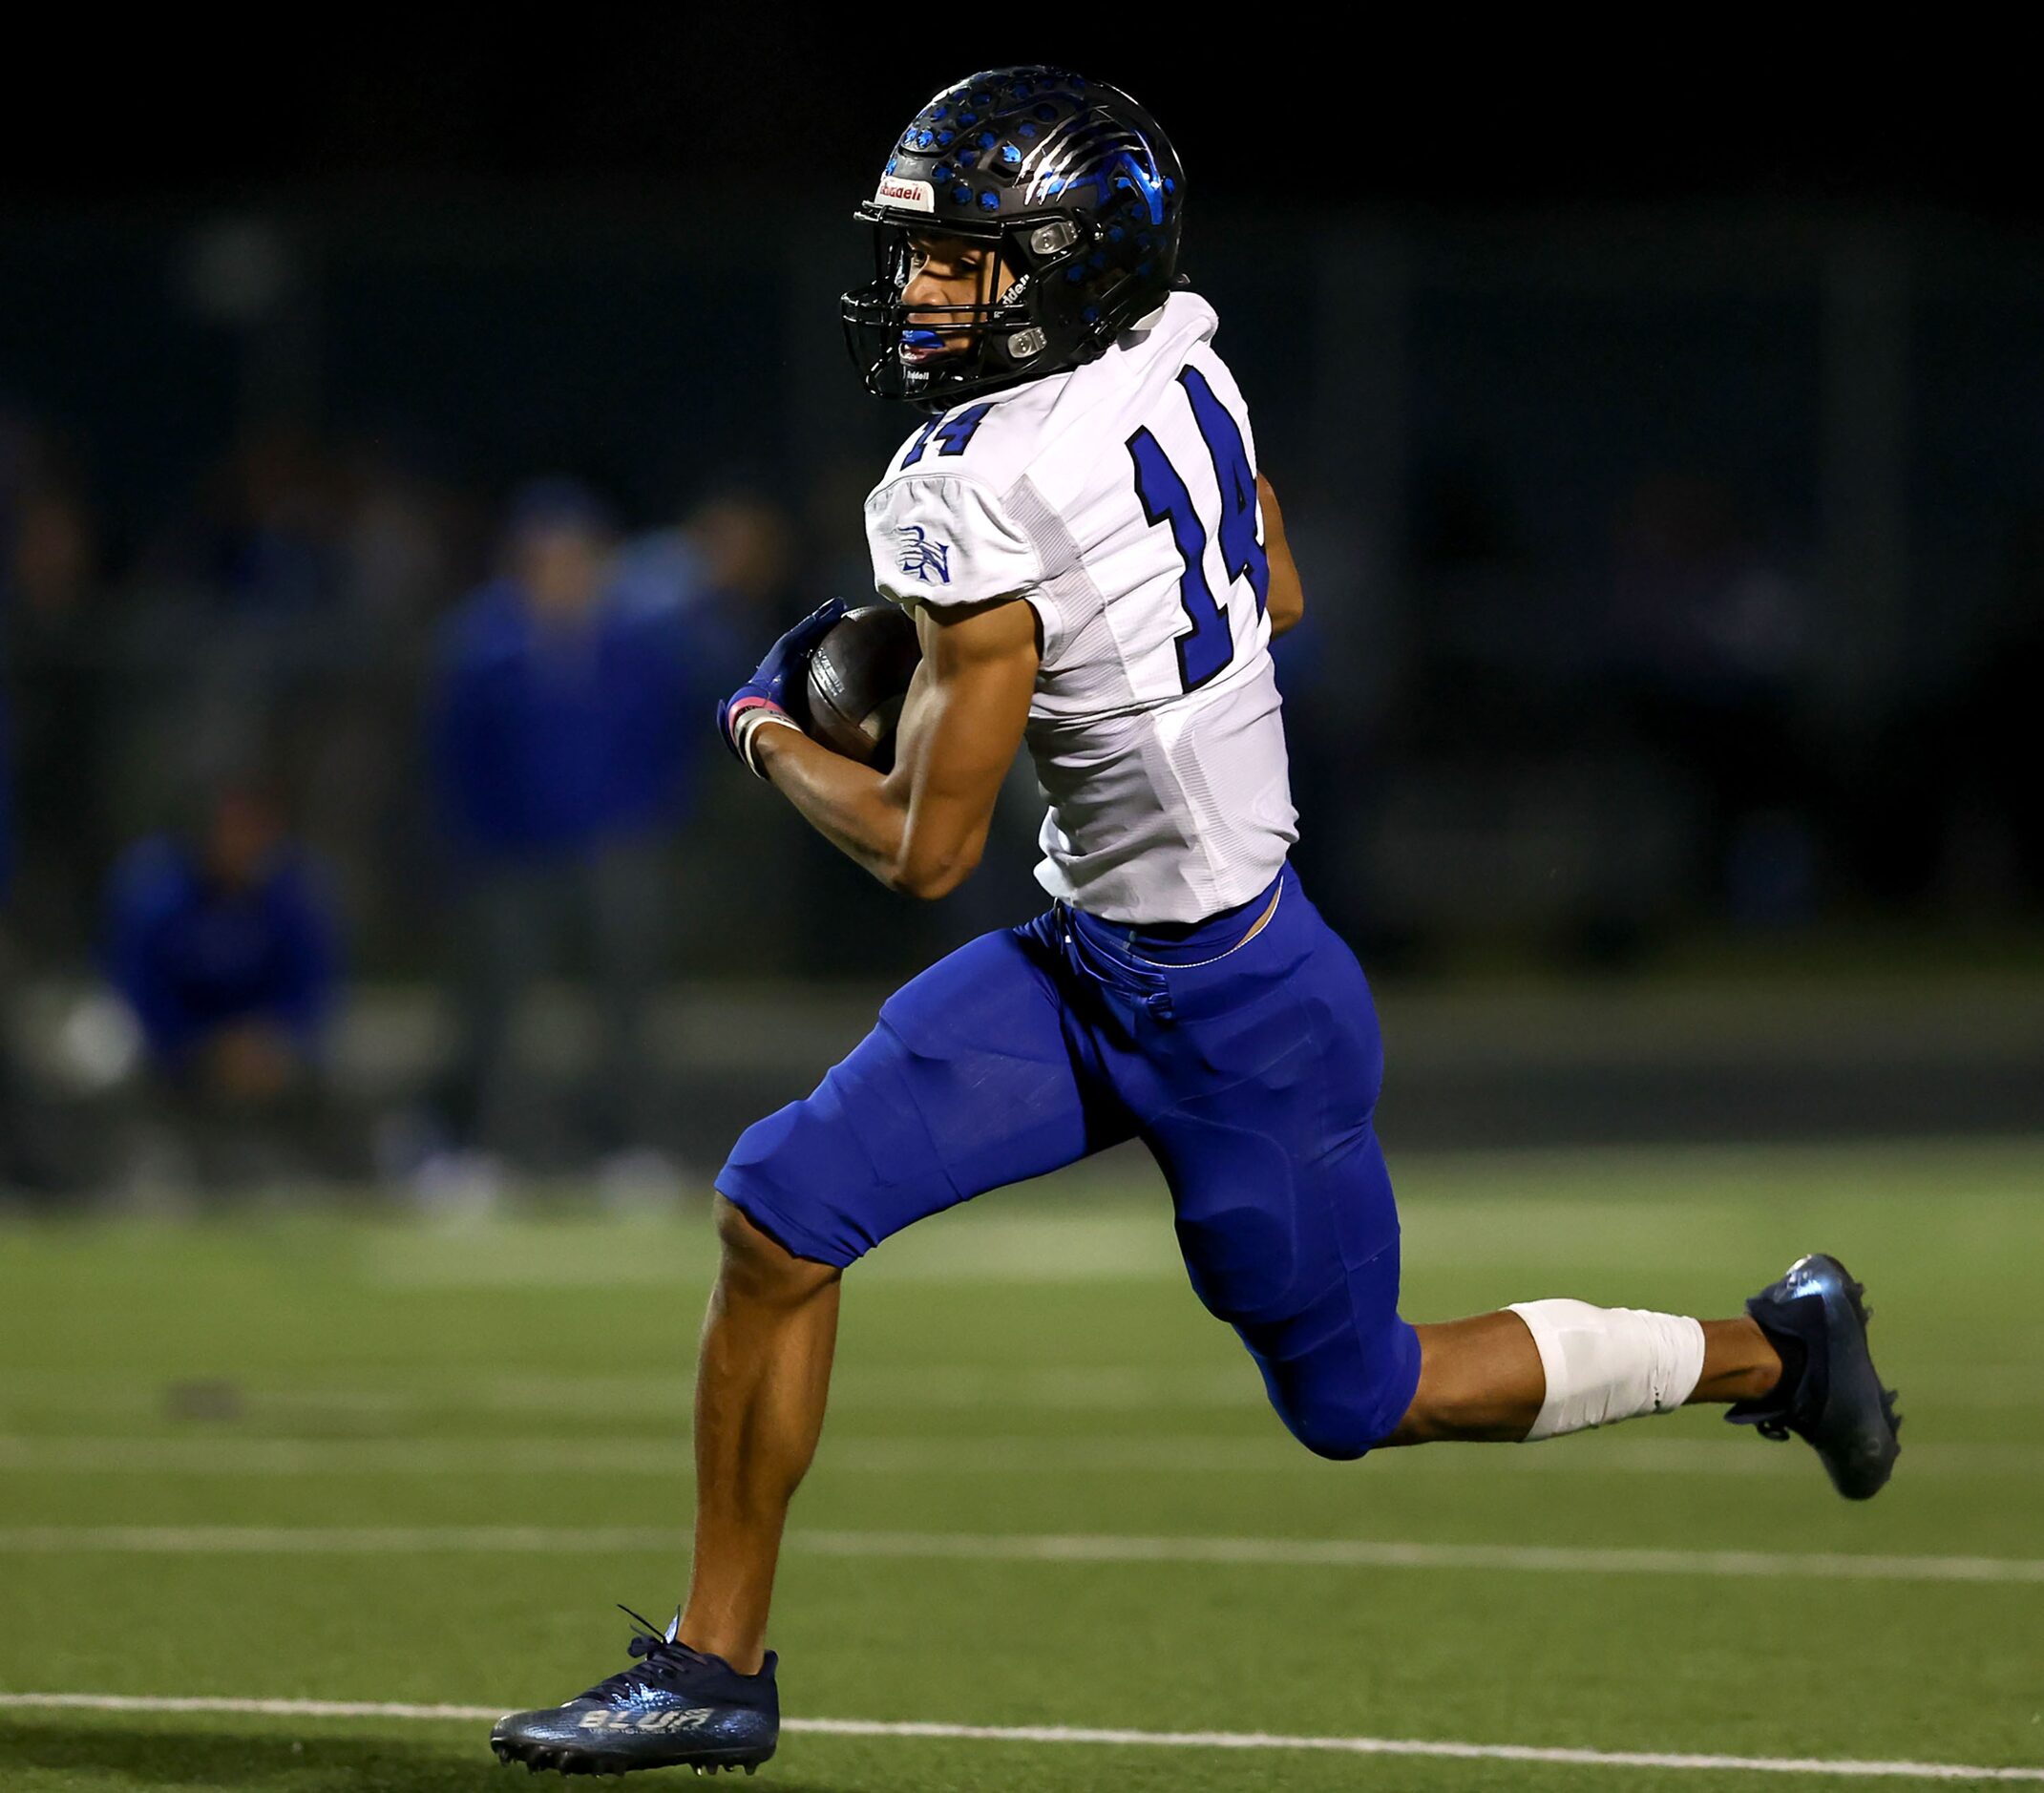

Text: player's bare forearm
xmin=755 ymin=598 xmax=1039 ymax=900
xmin=752 ymin=725 xmax=909 ymax=883
xmin=1258 ymin=474 xmax=1306 ymax=637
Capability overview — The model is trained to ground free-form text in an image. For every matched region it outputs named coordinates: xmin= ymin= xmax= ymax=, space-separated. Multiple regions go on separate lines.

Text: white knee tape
xmin=1507 ymin=1299 xmax=1706 ymax=1441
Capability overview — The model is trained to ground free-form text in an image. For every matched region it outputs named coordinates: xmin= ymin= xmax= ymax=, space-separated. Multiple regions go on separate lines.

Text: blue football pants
xmin=718 ymin=864 xmax=1422 ymax=1458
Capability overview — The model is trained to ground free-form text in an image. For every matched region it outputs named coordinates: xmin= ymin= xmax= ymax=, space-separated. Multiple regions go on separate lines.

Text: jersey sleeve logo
xmin=895 ymin=524 xmax=952 ymax=584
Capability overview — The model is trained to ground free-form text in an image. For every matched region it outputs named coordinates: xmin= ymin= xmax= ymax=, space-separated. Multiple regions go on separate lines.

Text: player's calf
xmin=1507 ymin=1299 xmax=1710 ymax=1439
xmin=1398 ymin=1299 xmax=1792 ymax=1443
xmin=1389 ymin=1261 xmax=1899 ymax=1500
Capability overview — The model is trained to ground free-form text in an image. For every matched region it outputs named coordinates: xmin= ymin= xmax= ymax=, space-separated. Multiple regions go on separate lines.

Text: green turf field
xmin=3 ymin=1138 xmax=2041 ymax=1790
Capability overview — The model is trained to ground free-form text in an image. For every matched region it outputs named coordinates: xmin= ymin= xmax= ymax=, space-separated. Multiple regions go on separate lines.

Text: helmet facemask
xmin=842 ymin=212 xmax=1113 ymax=407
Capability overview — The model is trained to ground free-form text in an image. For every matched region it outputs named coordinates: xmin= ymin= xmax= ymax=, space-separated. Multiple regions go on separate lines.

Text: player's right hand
xmin=716 ymin=598 xmax=851 ymax=778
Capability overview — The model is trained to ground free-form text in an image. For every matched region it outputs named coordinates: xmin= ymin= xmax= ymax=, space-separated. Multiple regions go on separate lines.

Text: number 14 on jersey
xmin=1127 ymin=366 xmax=1271 ymax=691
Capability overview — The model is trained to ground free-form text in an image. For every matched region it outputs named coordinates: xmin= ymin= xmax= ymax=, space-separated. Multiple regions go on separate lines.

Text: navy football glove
xmin=716 ymin=598 xmax=850 ymax=778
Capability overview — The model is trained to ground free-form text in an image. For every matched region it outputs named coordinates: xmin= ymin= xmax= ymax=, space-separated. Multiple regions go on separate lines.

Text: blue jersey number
xmin=1180 ymin=368 xmax=1270 ymax=617
xmin=1126 ymin=370 xmax=1267 ymax=692
xmin=900 ymin=403 xmax=993 ymax=469
xmin=1128 ymin=428 xmax=1231 ymax=689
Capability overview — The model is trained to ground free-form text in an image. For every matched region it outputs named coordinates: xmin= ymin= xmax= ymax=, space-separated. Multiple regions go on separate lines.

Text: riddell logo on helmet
xmin=874 ymin=177 xmax=936 ymax=212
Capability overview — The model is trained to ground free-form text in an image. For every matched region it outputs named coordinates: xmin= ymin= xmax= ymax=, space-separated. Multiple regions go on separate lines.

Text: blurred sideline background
xmin=1 ymin=34 xmax=2039 ymax=1207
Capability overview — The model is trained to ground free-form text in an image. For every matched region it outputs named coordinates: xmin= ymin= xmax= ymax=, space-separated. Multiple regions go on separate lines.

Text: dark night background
xmin=3 ymin=26 xmax=2040 ymax=1192
xmin=9 ymin=29 xmax=2026 ymax=213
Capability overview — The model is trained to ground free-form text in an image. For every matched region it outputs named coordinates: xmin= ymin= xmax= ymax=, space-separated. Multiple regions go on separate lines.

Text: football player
xmin=492 ymin=68 xmax=1901 ymax=1778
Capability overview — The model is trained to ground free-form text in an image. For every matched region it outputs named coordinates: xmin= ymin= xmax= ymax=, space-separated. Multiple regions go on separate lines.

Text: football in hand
xmin=802 ymin=603 xmax=922 ymax=770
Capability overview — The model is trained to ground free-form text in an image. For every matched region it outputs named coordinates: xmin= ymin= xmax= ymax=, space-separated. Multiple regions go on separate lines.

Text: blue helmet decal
xmin=1112 ymin=150 xmax=1167 ymax=225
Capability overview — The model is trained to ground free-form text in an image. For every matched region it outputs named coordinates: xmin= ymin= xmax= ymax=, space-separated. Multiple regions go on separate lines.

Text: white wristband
xmin=733 ymin=707 xmax=803 ymax=779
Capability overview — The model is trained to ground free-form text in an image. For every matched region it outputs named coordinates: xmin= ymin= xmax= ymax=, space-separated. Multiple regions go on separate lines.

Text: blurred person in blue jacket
xmin=612 ymin=488 xmax=795 ymax=698
xmin=426 ymin=479 xmax=691 ymax=1201
xmin=0 ymin=681 xmax=12 ymax=914
xmin=0 ymin=674 xmax=28 ymax=1192
xmin=102 ymin=785 xmax=343 ymax=1191
xmin=2 ymin=419 xmax=71 ymax=1196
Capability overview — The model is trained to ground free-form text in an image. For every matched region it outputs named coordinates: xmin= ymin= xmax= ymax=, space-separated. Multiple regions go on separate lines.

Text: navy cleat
xmin=1726 ymin=1253 xmax=1901 ymax=1500
xmin=491 ymin=1607 xmax=777 ymax=1778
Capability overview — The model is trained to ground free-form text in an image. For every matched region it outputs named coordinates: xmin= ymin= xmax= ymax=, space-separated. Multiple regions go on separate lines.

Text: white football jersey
xmin=864 ymin=291 xmax=1296 ymax=925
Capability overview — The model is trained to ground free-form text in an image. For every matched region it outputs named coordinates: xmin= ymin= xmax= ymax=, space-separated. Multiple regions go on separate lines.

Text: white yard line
xmin=0 ymin=1431 xmax=2033 ymax=1479
xmin=0 ymin=1692 xmax=2037 ymax=1782
xmin=792 ymin=1529 xmax=2044 ymax=1585
xmin=0 ymin=1524 xmax=2038 ymax=1586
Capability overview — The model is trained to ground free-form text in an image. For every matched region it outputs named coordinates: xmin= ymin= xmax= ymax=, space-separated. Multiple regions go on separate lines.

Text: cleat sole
xmin=494 ymin=1739 xmax=772 ymax=1781
xmin=1823 ymin=1259 xmax=1900 ymax=1500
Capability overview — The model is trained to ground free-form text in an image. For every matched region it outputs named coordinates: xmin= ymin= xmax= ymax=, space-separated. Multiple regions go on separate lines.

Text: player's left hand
xmin=716 ymin=598 xmax=851 ymax=777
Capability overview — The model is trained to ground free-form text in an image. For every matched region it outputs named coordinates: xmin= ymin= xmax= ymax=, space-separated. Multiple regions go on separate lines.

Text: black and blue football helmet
xmin=840 ymin=67 xmax=1185 ymax=408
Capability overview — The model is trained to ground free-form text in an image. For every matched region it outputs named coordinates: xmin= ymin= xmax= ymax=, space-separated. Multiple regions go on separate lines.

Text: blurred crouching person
xmin=102 ymin=787 xmax=343 ymax=1195
xmin=424 ymin=480 xmax=690 ymax=1209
